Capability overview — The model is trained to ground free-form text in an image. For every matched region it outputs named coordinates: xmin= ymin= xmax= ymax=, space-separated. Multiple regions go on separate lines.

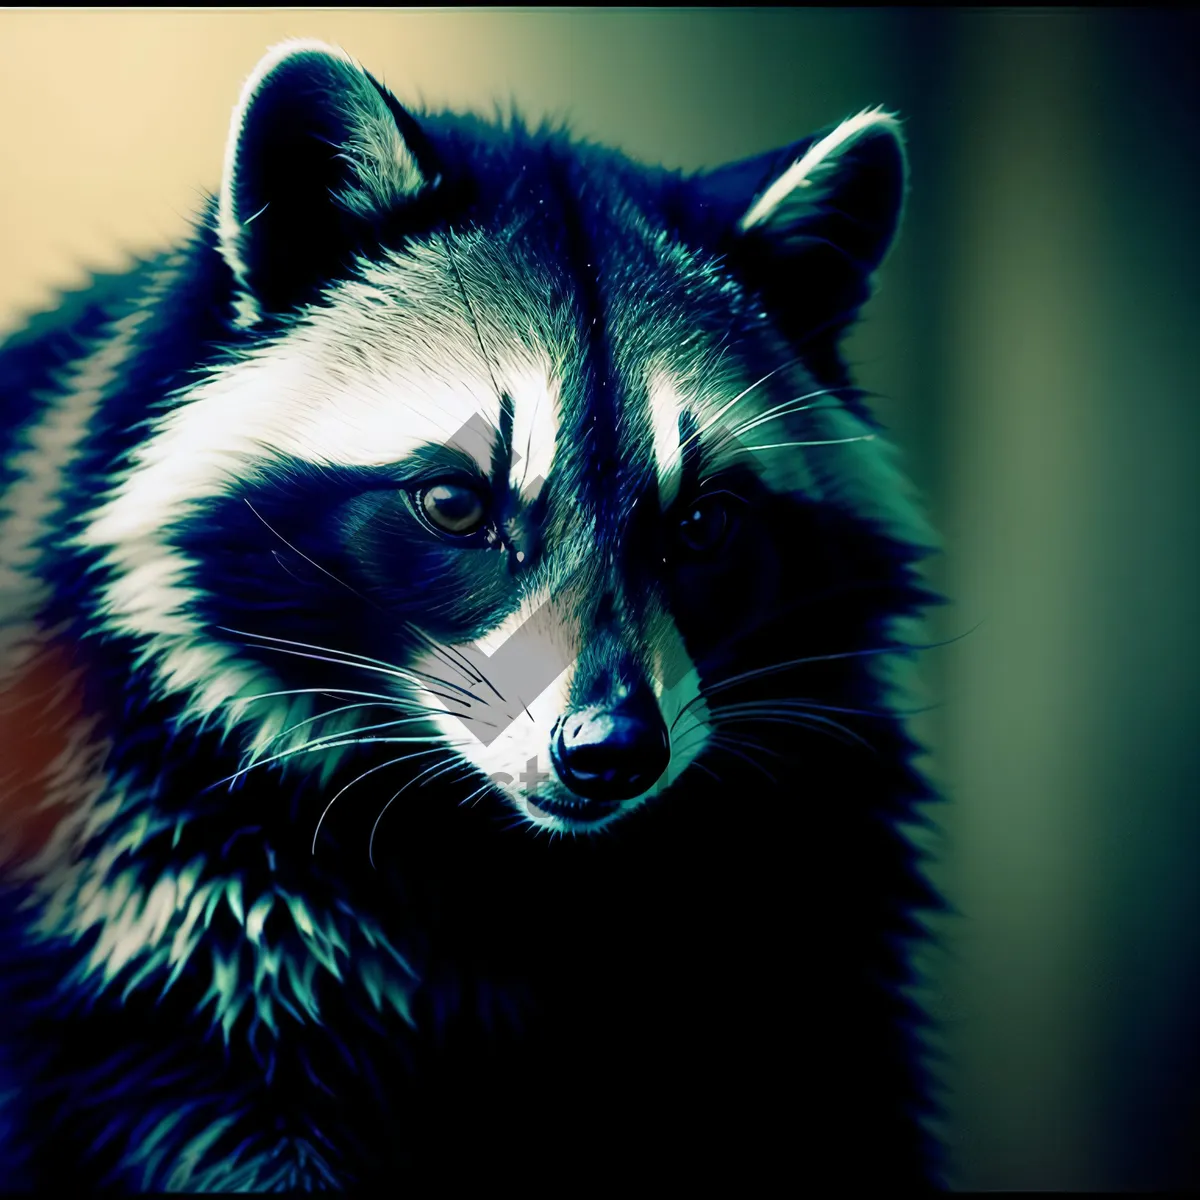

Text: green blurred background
xmin=1 ymin=8 xmax=1197 ymax=1190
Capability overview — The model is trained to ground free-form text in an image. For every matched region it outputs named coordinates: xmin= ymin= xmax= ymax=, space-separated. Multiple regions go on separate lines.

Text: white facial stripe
xmin=78 ymin=350 xmax=505 ymax=550
xmin=648 ymin=371 xmax=687 ymax=509
xmin=649 ymin=361 xmax=801 ymax=503
xmin=71 ymin=280 xmax=516 ymax=737
xmin=672 ymin=364 xmax=904 ymax=505
xmin=506 ymin=363 xmax=559 ymax=502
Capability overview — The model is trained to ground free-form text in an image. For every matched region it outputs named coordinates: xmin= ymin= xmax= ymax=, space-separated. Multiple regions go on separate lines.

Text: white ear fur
xmin=737 ymin=106 xmax=904 ymax=235
xmin=216 ymin=39 xmax=424 ymax=314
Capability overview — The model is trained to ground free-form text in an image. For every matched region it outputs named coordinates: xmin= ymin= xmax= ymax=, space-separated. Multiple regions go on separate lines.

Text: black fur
xmin=0 ymin=45 xmax=946 ymax=1191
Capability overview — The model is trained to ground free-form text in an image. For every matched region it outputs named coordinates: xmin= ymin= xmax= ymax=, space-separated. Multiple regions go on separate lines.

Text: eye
xmin=676 ymin=493 xmax=737 ymax=556
xmin=417 ymin=480 xmax=489 ymax=536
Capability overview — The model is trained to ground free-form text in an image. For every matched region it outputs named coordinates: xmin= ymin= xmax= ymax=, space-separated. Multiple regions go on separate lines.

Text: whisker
xmin=738 ymin=386 xmax=864 ymax=422
xmin=707 ymin=698 xmax=898 ymax=720
xmin=670 ymin=720 xmax=712 ymax=755
xmin=698 ymin=641 xmax=956 ymax=698
xmin=672 ymin=715 xmax=772 ymax=782
xmin=276 ymin=711 xmax=499 ymax=762
xmin=211 ymin=725 xmax=468 ymax=792
xmin=218 ymin=634 xmax=478 ymax=707
xmin=670 ymin=689 xmax=906 ymax=733
xmin=702 ymin=730 xmax=791 ymax=764
xmin=741 ymin=435 xmax=876 ymax=451
xmin=256 ymin=699 xmax=445 ymax=753
xmin=708 ymin=711 xmax=875 ymax=753
xmin=315 ymin=744 xmax=456 ymax=857
xmin=461 ymin=780 xmax=496 ymax=808
xmin=402 ymin=620 xmax=486 ymax=688
xmin=724 ymin=387 xmax=858 ymax=440
xmin=220 ymin=626 xmax=462 ymax=691
xmin=231 ymin=686 xmax=413 ymax=707
xmin=457 ymin=763 xmax=499 ymax=806
xmin=675 ymin=361 xmax=797 ymax=457
xmin=705 ymin=710 xmax=868 ymax=750
xmin=245 ymin=499 xmax=377 ymax=608
xmin=415 ymin=753 xmax=481 ymax=793
xmin=221 ymin=628 xmax=476 ymax=702
xmin=367 ymin=749 xmax=484 ymax=864
xmin=270 ymin=548 xmax=312 ymax=589
xmin=368 ymin=749 xmax=482 ymax=868
xmin=401 ymin=619 xmax=507 ymax=705
xmin=702 ymin=735 xmax=778 ymax=783
xmin=454 ymin=655 xmax=505 ymax=705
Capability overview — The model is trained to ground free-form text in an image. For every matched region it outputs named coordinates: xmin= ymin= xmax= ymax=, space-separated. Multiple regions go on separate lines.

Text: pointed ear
xmin=217 ymin=39 xmax=435 ymax=323
xmin=696 ymin=108 xmax=908 ymax=345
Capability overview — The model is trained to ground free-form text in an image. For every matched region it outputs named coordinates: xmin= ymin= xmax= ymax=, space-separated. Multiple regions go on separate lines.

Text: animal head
xmin=78 ymin=40 xmax=930 ymax=836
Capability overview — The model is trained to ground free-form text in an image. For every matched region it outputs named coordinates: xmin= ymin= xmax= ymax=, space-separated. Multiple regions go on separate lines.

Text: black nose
xmin=550 ymin=685 xmax=671 ymax=803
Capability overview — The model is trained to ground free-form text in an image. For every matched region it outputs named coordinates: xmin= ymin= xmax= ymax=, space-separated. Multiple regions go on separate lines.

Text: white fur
xmin=406 ymin=594 xmax=711 ymax=836
xmin=507 ymin=362 xmax=559 ymax=501
xmin=647 ymin=370 xmax=687 ymax=509
xmin=404 ymin=580 xmax=579 ymax=804
xmin=71 ymin=248 xmax=560 ymax=743
xmin=738 ymin=106 xmax=901 ymax=234
xmin=20 ymin=749 xmax=422 ymax=1052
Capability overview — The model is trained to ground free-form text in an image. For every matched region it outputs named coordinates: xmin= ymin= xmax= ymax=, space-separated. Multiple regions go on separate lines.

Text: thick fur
xmin=0 ymin=40 xmax=946 ymax=1190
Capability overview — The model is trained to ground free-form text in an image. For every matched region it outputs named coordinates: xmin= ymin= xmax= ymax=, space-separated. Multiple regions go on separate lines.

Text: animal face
xmin=76 ymin=40 xmax=920 ymax=835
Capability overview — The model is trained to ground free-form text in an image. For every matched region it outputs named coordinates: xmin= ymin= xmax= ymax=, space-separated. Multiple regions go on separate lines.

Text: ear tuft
xmin=691 ymin=107 xmax=909 ymax=358
xmin=737 ymin=107 xmax=907 ymax=272
xmin=217 ymin=40 xmax=431 ymax=323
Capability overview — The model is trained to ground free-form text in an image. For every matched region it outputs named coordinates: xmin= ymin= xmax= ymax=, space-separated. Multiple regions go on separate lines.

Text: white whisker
xmin=676 ymin=362 xmax=793 ymax=456
xmin=368 ymin=750 xmax=475 ymax=868
xmin=245 ymin=498 xmax=375 ymax=606
xmin=213 ymin=725 xmax=466 ymax=791
xmin=255 ymin=699 xmax=443 ymax=753
xmin=219 ymin=625 xmax=459 ymax=687
xmin=220 ymin=635 xmax=478 ymax=706
xmin=742 ymin=435 xmax=877 ymax=451
xmin=724 ymin=387 xmax=851 ymax=440
xmin=708 ymin=711 xmax=874 ymax=752
xmin=315 ymin=744 xmax=460 ymax=857
xmin=232 ymin=686 xmax=414 ymax=706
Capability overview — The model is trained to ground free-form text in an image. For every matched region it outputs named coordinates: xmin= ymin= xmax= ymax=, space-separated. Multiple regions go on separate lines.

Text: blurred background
xmin=1 ymin=8 xmax=1197 ymax=1190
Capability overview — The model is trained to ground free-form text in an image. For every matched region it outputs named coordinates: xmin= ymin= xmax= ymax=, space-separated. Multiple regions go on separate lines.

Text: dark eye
xmin=418 ymin=481 xmax=489 ymax=536
xmin=676 ymin=494 xmax=735 ymax=555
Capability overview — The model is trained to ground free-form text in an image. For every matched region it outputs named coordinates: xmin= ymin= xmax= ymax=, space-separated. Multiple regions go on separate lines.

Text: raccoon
xmin=0 ymin=39 xmax=945 ymax=1191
